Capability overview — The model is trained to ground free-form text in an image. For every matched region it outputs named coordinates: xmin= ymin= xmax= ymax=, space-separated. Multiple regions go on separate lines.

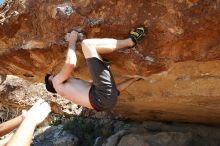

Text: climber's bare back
xmin=53 ymin=76 xmax=93 ymax=109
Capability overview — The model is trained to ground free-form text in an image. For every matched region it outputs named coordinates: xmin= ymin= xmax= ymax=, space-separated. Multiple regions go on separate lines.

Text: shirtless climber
xmin=45 ymin=27 xmax=146 ymax=111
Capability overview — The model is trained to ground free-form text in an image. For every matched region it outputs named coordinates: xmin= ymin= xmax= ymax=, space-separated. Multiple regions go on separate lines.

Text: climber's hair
xmin=45 ymin=74 xmax=57 ymax=93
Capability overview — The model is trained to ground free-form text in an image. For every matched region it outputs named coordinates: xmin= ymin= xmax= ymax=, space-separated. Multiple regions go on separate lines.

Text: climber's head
xmin=45 ymin=74 xmax=57 ymax=93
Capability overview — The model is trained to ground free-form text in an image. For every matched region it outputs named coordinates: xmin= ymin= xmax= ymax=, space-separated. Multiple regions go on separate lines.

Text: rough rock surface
xmin=32 ymin=121 xmax=220 ymax=146
xmin=103 ymin=121 xmax=220 ymax=146
xmin=33 ymin=125 xmax=79 ymax=146
xmin=0 ymin=0 xmax=220 ymax=124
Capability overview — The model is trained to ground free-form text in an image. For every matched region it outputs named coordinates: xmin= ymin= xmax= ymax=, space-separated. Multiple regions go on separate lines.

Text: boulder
xmin=33 ymin=125 xmax=79 ymax=146
xmin=103 ymin=122 xmax=220 ymax=146
xmin=0 ymin=0 xmax=220 ymax=124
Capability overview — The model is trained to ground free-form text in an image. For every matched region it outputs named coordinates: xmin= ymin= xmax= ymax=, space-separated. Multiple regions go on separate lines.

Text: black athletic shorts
xmin=87 ymin=57 xmax=120 ymax=111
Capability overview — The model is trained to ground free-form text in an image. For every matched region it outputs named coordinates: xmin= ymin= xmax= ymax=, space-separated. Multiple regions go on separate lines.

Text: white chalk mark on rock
xmin=57 ymin=4 xmax=75 ymax=16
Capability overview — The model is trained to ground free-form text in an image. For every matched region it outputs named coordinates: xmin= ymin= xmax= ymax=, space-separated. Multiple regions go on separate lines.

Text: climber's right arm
xmin=52 ymin=32 xmax=78 ymax=86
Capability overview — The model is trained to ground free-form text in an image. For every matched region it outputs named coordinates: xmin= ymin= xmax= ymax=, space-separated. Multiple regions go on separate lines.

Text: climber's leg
xmin=81 ymin=26 xmax=146 ymax=59
xmin=116 ymin=77 xmax=141 ymax=92
xmin=81 ymin=38 xmax=133 ymax=59
xmin=80 ymin=26 xmax=146 ymax=111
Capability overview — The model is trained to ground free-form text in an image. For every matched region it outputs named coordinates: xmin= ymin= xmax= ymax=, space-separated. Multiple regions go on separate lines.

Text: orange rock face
xmin=0 ymin=0 xmax=220 ymax=124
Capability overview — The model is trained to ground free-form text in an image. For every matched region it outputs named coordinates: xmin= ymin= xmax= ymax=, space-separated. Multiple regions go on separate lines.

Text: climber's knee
xmin=82 ymin=39 xmax=101 ymax=59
